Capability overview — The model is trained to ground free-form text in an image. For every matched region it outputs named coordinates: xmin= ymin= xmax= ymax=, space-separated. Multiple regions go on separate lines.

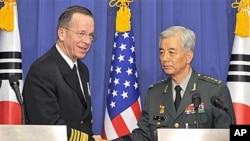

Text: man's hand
xmin=92 ymin=135 xmax=109 ymax=141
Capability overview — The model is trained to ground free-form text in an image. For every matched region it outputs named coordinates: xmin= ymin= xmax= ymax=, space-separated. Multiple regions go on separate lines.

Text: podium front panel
xmin=0 ymin=125 xmax=67 ymax=141
xmin=157 ymin=128 xmax=229 ymax=141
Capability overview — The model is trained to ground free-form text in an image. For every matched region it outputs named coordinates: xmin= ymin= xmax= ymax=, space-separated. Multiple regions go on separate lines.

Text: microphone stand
xmin=225 ymin=109 xmax=235 ymax=125
xmin=16 ymin=96 xmax=25 ymax=124
xmin=195 ymin=108 xmax=199 ymax=128
xmin=8 ymin=75 xmax=25 ymax=124
xmin=20 ymin=100 xmax=25 ymax=124
xmin=210 ymin=96 xmax=235 ymax=126
xmin=192 ymin=93 xmax=201 ymax=128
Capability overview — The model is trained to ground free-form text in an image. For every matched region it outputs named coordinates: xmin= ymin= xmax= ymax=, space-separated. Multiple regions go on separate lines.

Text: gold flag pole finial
xmin=231 ymin=0 xmax=250 ymax=37
xmin=0 ymin=0 xmax=16 ymax=32
xmin=109 ymin=0 xmax=134 ymax=32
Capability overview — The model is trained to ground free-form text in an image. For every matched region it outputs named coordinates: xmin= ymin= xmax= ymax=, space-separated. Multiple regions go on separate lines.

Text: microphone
xmin=9 ymin=75 xmax=23 ymax=104
xmin=192 ymin=93 xmax=201 ymax=112
xmin=192 ymin=93 xmax=201 ymax=128
xmin=210 ymin=96 xmax=234 ymax=125
xmin=210 ymin=96 xmax=229 ymax=111
xmin=9 ymin=75 xmax=25 ymax=124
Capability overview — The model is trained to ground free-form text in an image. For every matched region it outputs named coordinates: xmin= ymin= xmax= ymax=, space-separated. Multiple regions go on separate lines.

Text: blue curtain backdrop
xmin=17 ymin=0 xmax=237 ymax=134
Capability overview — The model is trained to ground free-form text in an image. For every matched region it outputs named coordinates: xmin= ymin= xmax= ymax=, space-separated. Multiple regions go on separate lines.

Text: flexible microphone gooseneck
xmin=192 ymin=93 xmax=201 ymax=128
xmin=9 ymin=75 xmax=25 ymax=124
xmin=210 ymin=95 xmax=235 ymax=125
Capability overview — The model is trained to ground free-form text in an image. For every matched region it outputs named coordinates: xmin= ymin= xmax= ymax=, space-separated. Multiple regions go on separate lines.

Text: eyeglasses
xmin=64 ymin=27 xmax=95 ymax=42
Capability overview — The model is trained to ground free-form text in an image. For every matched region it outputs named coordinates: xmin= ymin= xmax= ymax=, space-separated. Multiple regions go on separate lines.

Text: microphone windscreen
xmin=9 ymin=75 xmax=19 ymax=86
xmin=210 ymin=95 xmax=219 ymax=105
xmin=192 ymin=93 xmax=201 ymax=104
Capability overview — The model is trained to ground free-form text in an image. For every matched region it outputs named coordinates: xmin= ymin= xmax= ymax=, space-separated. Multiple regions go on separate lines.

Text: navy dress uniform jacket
xmin=113 ymin=70 xmax=236 ymax=141
xmin=22 ymin=45 xmax=94 ymax=141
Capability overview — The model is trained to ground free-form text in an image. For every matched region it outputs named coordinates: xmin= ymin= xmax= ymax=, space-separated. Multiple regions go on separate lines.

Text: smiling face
xmin=160 ymin=35 xmax=193 ymax=82
xmin=57 ymin=13 xmax=95 ymax=62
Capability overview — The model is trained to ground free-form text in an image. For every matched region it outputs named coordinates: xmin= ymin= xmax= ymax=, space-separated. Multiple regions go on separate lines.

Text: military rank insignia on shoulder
xmin=149 ymin=79 xmax=169 ymax=89
xmin=197 ymin=73 xmax=222 ymax=85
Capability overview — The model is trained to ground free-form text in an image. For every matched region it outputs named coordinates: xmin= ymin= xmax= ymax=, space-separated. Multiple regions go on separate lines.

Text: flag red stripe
xmin=102 ymin=129 xmax=107 ymax=139
xmin=233 ymin=103 xmax=250 ymax=124
xmin=131 ymin=100 xmax=141 ymax=121
xmin=0 ymin=101 xmax=21 ymax=124
xmin=112 ymin=114 xmax=130 ymax=137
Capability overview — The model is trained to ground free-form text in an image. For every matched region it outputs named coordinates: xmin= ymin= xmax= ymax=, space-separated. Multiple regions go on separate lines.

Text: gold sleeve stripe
xmin=69 ymin=128 xmax=88 ymax=141
xmin=69 ymin=129 xmax=75 ymax=141
xmin=80 ymin=132 xmax=88 ymax=141
xmin=76 ymin=130 xmax=80 ymax=140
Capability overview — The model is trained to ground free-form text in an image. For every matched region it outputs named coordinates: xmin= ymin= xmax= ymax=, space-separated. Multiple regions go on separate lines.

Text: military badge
xmin=185 ymin=102 xmax=205 ymax=114
xmin=159 ymin=105 xmax=165 ymax=114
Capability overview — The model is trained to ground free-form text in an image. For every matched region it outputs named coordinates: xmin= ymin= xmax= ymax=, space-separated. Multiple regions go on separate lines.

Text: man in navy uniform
xmin=22 ymin=5 xmax=102 ymax=141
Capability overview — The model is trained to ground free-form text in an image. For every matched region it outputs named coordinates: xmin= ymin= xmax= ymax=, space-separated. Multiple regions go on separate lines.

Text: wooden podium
xmin=156 ymin=128 xmax=229 ymax=141
xmin=0 ymin=125 xmax=67 ymax=141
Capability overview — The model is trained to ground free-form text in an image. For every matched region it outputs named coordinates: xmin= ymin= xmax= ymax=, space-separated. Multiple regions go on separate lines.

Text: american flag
xmin=103 ymin=30 xmax=141 ymax=140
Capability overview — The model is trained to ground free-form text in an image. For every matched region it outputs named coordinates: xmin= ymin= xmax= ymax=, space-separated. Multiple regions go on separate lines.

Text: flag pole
xmin=227 ymin=0 xmax=250 ymax=124
xmin=103 ymin=0 xmax=141 ymax=140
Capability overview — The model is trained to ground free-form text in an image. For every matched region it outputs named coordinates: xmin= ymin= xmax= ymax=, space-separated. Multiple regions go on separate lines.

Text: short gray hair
xmin=159 ymin=26 xmax=196 ymax=51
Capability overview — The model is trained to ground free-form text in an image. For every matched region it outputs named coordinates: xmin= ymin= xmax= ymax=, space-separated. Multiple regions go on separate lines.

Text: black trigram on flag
xmin=227 ymin=35 xmax=250 ymax=124
xmin=0 ymin=4 xmax=23 ymax=124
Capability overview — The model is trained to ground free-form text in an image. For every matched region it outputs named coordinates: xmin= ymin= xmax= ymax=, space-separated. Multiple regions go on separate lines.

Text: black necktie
xmin=73 ymin=64 xmax=87 ymax=107
xmin=73 ymin=64 xmax=79 ymax=78
xmin=73 ymin=64 xmax=79 ymax=82
xmin=73 ymin=64 xmax=77 ymax=72
xmin=73 ymin=64 xmax=84 ymax=95
xmin=174 ymin=85 xmax=182 ymax=111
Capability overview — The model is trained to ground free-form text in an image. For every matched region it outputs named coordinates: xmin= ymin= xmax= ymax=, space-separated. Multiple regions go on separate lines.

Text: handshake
xmin=92 ymin=135 xmax=109 ymax=141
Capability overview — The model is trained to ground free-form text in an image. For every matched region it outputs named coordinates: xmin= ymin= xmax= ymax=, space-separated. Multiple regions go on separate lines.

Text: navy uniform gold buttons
xmin=80 ymin=121 xmax=84 ymax=124
xmin=174 ymin=123 xmax=179 ymax=128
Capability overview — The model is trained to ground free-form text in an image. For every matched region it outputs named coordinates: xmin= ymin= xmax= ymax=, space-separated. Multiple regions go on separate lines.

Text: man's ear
xmin=187 ymin=50 xmax=194 ymax=63
xmin=58 ymin=28 xmax=65 ymax=41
